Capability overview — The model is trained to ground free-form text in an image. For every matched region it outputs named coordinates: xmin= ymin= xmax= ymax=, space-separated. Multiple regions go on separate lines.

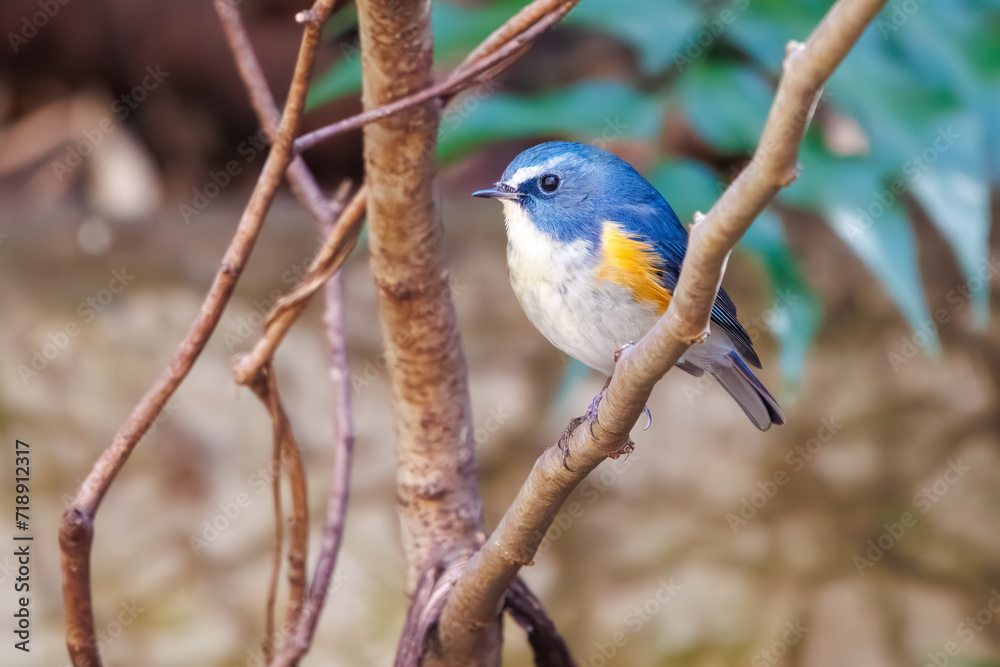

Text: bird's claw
xmin=642 ymin=405 xmax=652 ymax=430
xmin=613 ymin=342 xmax=635 ymax=364
xmin=559 ymin=384 xmax=609 ymax=470
xmin=558 ymin=415 xmax=587 ymax=471
xmin=608 ymin=438 xmax=635 ymax=460
xmin=586 ymin=387 xmax=606 ymax=438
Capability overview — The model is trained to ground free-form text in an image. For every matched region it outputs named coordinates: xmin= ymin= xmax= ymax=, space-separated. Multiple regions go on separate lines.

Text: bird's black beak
xmin=472 ymin=182 xmax=519 ymax=200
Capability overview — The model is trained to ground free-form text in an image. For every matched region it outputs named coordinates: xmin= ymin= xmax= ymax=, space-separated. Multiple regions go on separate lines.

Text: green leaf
xmin=781 ymin=142 xmax=939 ymax=355
xmin=437 ymin=80 xmax=662 ymax=164
xmin=555 ymin=358 xmax=593 ymax=407
xmin=566 ymin=0 xmax=701 ymax=74
xmin=909 ymin=112 xmax=991 ymax=328
xmin=738 ymin=209 xmax=822 ymax=389
xmin=308 ymin=1 xmax=524 ymax=109
xmin=725 ymin=0 xmax=828 ymax=71
xmin=676 ymin=61 xmax=774 ymax=153
xmin=646 ymin=159 xmax=720 ymax=225
xmin=826 ymin=202 xmax=939 ymax=355
xmin=306 ymin=57 xmax=362 ymax=111
xmin=648 ymin=161 xmax=819 ymax=388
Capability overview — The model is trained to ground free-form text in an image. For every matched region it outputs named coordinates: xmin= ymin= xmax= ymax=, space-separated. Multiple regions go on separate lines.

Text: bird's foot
xmin=559 ymin=379 xmax=611 ymax=471
xmin=609 ymin=438 xmax=635 ymax=460
xmin=586 ymin=377 xmax=612 ymax=437
xmin=558 ymin=415 xmax=587 ymax=471
xmin=613 ymin=342 xmax=635 ymax=364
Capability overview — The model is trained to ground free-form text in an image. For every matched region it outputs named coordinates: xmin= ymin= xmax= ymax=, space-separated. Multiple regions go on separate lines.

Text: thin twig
xmin=215 ymin=0 xmax=334 ymax=222
xmin=294 ymin=0 xmax=579 ymax=153
xmin=268 ymin=275 xmax=356 ymax=667
xmin=248 ymin=365 xmax=310 ymax=632
xmin=504 ymin=578 xmax=575 ymax=667
xmin=435 ymin=0 xmax=890 ymax=651
xmin=262 ymin=376 xmax=285 ymax=665
xmin=234 ymin=0 xmax=579 ymax=395
xmin=216 ymin=5 xmax=358 ymax=663
xmin=58 ymin=2 xmax=338 ymax=665
xmin=232 ymin=186 xmax=367 ymax=387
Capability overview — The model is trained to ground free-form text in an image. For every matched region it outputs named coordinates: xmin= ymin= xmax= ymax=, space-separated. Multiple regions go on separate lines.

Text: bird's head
xmin=473 ymin=141 xmax=666 ymax=243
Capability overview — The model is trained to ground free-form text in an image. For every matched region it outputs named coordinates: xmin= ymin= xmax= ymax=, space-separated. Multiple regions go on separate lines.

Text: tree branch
xmin=216 ymin=4 xmax=359 ymax=664
xmin=248 ymin=365 xmax=310 ymax=634
xmin=436 ymin=0 xmax=889 ymax=650
xmin=58 ymin=2 xmax=337 ymax=665
xmin=234 ymin=0 xmax=581 ymax=391
xmin=295 ymin=0 xmax=578 ymax=153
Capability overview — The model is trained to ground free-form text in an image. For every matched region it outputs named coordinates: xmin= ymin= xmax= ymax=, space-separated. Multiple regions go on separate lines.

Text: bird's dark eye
xmin=540 ymin=174 xmax=560 ymax=192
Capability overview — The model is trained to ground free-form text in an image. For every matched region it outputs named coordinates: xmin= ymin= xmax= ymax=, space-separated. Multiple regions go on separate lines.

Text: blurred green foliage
xmin=309 ymin=0 xmax=999 ymax=389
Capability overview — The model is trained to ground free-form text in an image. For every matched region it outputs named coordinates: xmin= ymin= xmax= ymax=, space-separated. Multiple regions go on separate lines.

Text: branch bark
xmin=356 ymin=0 xmax=482 ymax=585
xmin=355 ymin=0 xmax=504 ymax=663
xmin=436 ymin=0 xmax=889 ymax=654
xmin=216 ymin=4 xmax=359 ymax=663
xmin=295 ymin=0 xmax=577 ymax=153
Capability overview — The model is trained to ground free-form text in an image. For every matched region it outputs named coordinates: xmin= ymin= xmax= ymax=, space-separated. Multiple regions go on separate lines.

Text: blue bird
xmin=473 ymin=141 xmax=784 ymax=431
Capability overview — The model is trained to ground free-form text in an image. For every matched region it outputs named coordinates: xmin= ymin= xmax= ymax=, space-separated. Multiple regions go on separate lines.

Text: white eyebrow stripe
xmin=506 ymin=157 xmax=562 ymax=188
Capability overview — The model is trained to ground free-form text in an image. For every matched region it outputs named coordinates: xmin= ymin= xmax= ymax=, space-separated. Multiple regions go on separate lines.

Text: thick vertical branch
xmin=355 ymin=0 xmax=496 ymax=663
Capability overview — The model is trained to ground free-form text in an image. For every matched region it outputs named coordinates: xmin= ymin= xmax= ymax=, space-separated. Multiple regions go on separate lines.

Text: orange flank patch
xmin=596 ymin=222 xmax=672 ymax=313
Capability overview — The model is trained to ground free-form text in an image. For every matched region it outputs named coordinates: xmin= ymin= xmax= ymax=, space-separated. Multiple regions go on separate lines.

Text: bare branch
xmin=504 ymin=578 xmax=575 ymax=667
xmin=268 ymin=275 xmax=356 ymax=667
xmin=216 ymin=5 xmax=360 ymax=663
xmin=58 ymin=2 xmax=338 ymax=664
xmin=248 ymin=365 xmax=310 ymax=629
xmin=234 ymin=0 xmax=583 ymax=388
xmin=215 ymin=0 xmax=336 ymax=224
xmin=232 ymin=185 xmax=367 ymax=387
xmin=436 ymin=0 xmax=890 ymax=647
xmin=295 ymin=0 xmax=579 ymax=153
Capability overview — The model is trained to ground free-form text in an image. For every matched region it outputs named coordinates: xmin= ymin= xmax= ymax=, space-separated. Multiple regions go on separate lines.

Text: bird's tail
xmin=709 ymin=351 xmax=785 ymax=431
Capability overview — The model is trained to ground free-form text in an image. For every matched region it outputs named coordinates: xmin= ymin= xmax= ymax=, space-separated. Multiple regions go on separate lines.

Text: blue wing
xmin=609 ymin=195 xmax=762 ymax=369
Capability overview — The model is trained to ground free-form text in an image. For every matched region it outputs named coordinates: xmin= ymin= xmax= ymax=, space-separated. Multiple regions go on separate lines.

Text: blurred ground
xmin=3 ymin=1 xmax=1000 ymax=666
xmin=3 ymin=162 xmax=1000 ymax=666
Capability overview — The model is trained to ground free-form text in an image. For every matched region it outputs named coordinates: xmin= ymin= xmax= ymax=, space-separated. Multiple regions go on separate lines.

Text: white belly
xmin=501 ymin=202 xmax=661 ymax=375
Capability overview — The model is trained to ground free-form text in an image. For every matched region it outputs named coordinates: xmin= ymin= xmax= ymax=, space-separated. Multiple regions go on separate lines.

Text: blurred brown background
xmin=2 ymin=0 xmax=1000 ymax=665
